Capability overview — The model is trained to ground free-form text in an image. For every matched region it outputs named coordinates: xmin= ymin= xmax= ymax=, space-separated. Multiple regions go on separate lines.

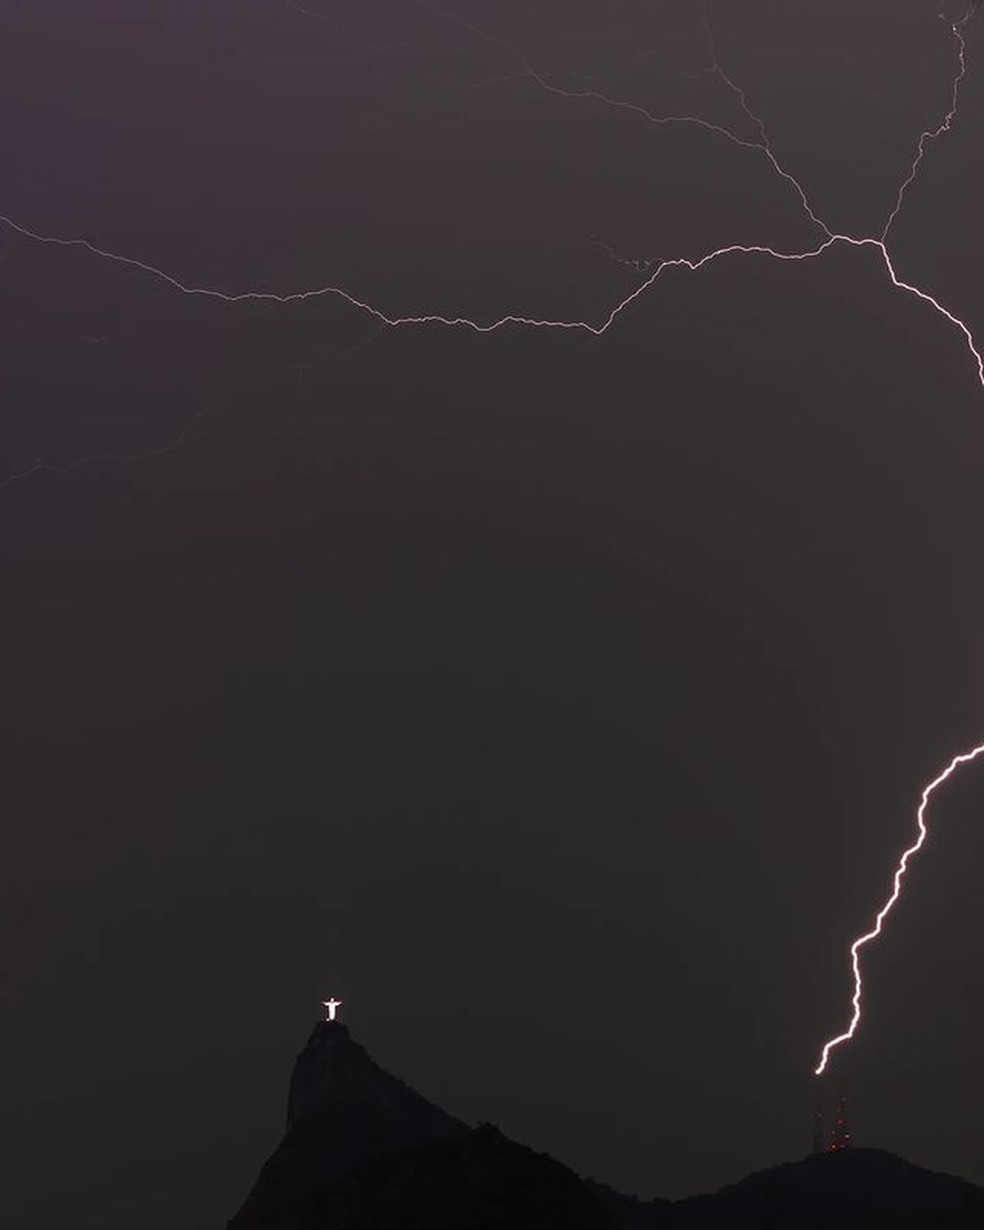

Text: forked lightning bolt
xmin=1 ymin=3 xmax=983 ymax=1071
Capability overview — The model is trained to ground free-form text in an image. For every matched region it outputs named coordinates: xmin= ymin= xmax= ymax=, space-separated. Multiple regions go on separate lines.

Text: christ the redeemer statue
xmin=322 ymin=998 xmax=343 ymax=1022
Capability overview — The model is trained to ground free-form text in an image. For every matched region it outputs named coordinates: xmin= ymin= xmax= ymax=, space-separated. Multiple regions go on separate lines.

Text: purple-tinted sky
xmin=2 ymin=2 xmax=984 ymax=1227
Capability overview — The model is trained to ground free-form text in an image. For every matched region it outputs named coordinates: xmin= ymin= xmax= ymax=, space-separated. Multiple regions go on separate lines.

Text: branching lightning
xmin=882 ymin=9 xmax=972 ymax=241
xmin=2 ymin=2 xmax=983 ymax=1072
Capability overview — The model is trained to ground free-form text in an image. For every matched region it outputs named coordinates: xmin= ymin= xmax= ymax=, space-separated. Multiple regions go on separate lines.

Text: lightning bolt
xmin=2 ymin=3 xmax=983 ymax=1074
xmin=812 ymin=4 xmax=984 ymax=1077
xmin=882 ymin=8 xmax=972 ymax=241
xmin=814 ymin=742 xmax=984 ymax=1076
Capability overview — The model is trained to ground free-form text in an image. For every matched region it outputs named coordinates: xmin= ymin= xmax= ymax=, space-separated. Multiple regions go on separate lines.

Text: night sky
xmin=3 ymin=2 xmax=984 ymax=1226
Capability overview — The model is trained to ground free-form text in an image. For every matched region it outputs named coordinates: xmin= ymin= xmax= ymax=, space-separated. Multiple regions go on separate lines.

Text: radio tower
xmin=827 ymin=1093 xmax=851 ymax=1151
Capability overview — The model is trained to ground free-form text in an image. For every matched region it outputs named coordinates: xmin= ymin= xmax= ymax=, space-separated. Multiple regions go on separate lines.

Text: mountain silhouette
xmin=228 ymin=1021 xmax=984 ymax=1229
xmin=671 ymin=1148 xmax=984 ymax=1229
xmin=227 ymin=1021 xmax=466 ymax=1229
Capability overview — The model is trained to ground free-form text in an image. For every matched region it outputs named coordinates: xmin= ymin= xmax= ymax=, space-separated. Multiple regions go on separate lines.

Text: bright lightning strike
xmin=814 ymin=741 xmax=984 ymax=1076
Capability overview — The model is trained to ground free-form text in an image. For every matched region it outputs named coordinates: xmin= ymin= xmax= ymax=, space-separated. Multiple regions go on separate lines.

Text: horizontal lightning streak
xmin=2 ymin=215 xmax=979 ymax=384
xmin=814 ymin=742 xmax=984 ymax=1076
xmin=0 ymin=212 xmax=832 ymax=332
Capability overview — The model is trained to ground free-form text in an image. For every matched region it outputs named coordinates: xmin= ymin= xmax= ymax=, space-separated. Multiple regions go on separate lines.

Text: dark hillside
xmin=228 ymin=1022 xmax=984 ymax=1230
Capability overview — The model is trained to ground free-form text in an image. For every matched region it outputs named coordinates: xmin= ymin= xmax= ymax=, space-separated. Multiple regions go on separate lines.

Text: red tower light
xmin=827 ymin=1094 xmax=851 ymax=1151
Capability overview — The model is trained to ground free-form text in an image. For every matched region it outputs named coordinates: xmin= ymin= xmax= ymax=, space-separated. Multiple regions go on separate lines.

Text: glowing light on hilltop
xmin=814 ymin=743 xmax=984 ymax=1076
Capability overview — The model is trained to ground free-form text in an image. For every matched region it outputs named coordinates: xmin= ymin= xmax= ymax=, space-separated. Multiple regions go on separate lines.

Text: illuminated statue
xmin=322 ymin=997 xmax=343 ymax=1022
